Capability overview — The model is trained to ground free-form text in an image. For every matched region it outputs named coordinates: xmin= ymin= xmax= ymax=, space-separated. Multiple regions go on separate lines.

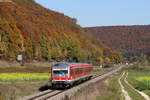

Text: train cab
xmin=51 ymin=63 xmax=71 ymax=88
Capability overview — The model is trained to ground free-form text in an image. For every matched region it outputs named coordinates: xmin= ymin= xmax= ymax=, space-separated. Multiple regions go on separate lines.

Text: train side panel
xmin=70 ymin=64 xmax=93 ymax=84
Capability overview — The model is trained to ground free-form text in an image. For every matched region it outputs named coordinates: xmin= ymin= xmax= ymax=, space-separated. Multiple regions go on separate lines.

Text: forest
xmin=85 ymin=25 xmax=150 ymax=59
xmin=0 ymin=0 xmax=123 ymax=64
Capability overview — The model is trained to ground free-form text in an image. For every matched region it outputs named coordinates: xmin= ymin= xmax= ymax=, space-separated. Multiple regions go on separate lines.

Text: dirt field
xmin=0 ymin=60 xmax=51 ymax=100
xmin=0 ymin=82 xmax=50 ymax=100
xmin=0 ymin=60 xmax=51 ymax=73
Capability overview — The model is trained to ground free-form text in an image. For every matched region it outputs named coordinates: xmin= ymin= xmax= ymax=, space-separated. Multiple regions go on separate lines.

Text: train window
xmin=75 ymin=68 xmax=83 ymax=74
xmin=80 ymin=68 xmax=83 ymax=73
xmin=70 ymin=69 xmax=74 ymax=75
xmin=86 ymin=67 xmax=92 ymax=72
xmin=53 ymin=70 xmax=68 ymax=77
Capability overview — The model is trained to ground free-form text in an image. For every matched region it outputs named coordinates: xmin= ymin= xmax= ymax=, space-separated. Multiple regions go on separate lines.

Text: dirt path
xmin=118 ymin=72 xmax=132 ymax=100
xmin=125 ymin=72 xmax=150 ymax=100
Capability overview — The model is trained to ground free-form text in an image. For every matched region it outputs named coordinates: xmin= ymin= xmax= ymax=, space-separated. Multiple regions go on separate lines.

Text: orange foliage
xmin=0 ymin=1 xmax=123 ymax=63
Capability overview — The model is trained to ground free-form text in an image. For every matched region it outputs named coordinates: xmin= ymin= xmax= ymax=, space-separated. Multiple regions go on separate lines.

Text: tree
xmin=72 ymin=17 xmax=77 ymax=24
xmin=39 ymin=32 xmax=49 ymax=60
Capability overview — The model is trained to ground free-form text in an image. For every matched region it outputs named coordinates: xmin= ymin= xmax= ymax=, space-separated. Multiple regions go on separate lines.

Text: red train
xmin=51 ymin=63 xmax=93 ymax=88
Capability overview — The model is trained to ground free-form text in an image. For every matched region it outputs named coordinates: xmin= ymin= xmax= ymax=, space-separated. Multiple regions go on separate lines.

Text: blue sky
xmin=35 ymin=0 xmax=150 ymax=27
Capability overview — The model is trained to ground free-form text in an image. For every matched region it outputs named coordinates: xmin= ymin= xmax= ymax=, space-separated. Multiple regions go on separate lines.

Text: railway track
xmin=21 ymin=90 xmax=62 ymax=100
xmin=21 ymin=65 xmax=125 ymax=100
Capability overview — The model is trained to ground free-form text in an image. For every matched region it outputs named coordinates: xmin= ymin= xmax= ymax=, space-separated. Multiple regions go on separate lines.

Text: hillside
xmin=85 ymin=25 xmax=150 ymax=58
xmin=0 ymin=0 xmax=123 ymax=63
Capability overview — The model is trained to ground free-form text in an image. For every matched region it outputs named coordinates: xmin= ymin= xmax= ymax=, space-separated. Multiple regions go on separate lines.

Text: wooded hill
xmin=0 ymin=0 xmax=123 ymax=63
xmin=85 ymin=25 xmax=150 ymax=58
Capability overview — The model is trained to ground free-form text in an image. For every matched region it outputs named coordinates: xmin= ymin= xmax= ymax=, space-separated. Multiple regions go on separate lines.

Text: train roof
xmin=53 ymin=62 xmax=92 ymax=67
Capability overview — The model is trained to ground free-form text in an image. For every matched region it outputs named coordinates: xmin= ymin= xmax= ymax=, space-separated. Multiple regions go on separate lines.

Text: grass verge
xmin=121 ymin=72 xmax=145 ymax=100
xmin=93 ymin=66 xmax=102 ymax=72
xmin=127 ymin=69 xmax=150 ymax=96
xmin=127 ymin=70 xmax=150 ymax=96
xmin=96 ymin=73 xmax=123 ymax=100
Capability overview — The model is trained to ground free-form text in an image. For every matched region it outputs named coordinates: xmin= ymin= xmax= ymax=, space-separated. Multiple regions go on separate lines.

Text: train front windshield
xmin=53 ymin=70 xmax=68 ymax=78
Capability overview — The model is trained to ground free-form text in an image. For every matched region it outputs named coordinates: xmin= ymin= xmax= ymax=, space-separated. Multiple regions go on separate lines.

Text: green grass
xmin=127 ymin=69 xmax=150 ymax=96
xmin=0 ymin=73 xmax=50 ymax=82
xmin=93 ymin=66 xmax=102 ymax=72
xmin=121 ymin=72 xmax=145 ymax=100
xmin=143 ymin=90 xmax=150 ymax=96
xmin=96 ymin=73 xmax=123 ymax=100
xmin=136 ymin=77 xmax=150 ymax=90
